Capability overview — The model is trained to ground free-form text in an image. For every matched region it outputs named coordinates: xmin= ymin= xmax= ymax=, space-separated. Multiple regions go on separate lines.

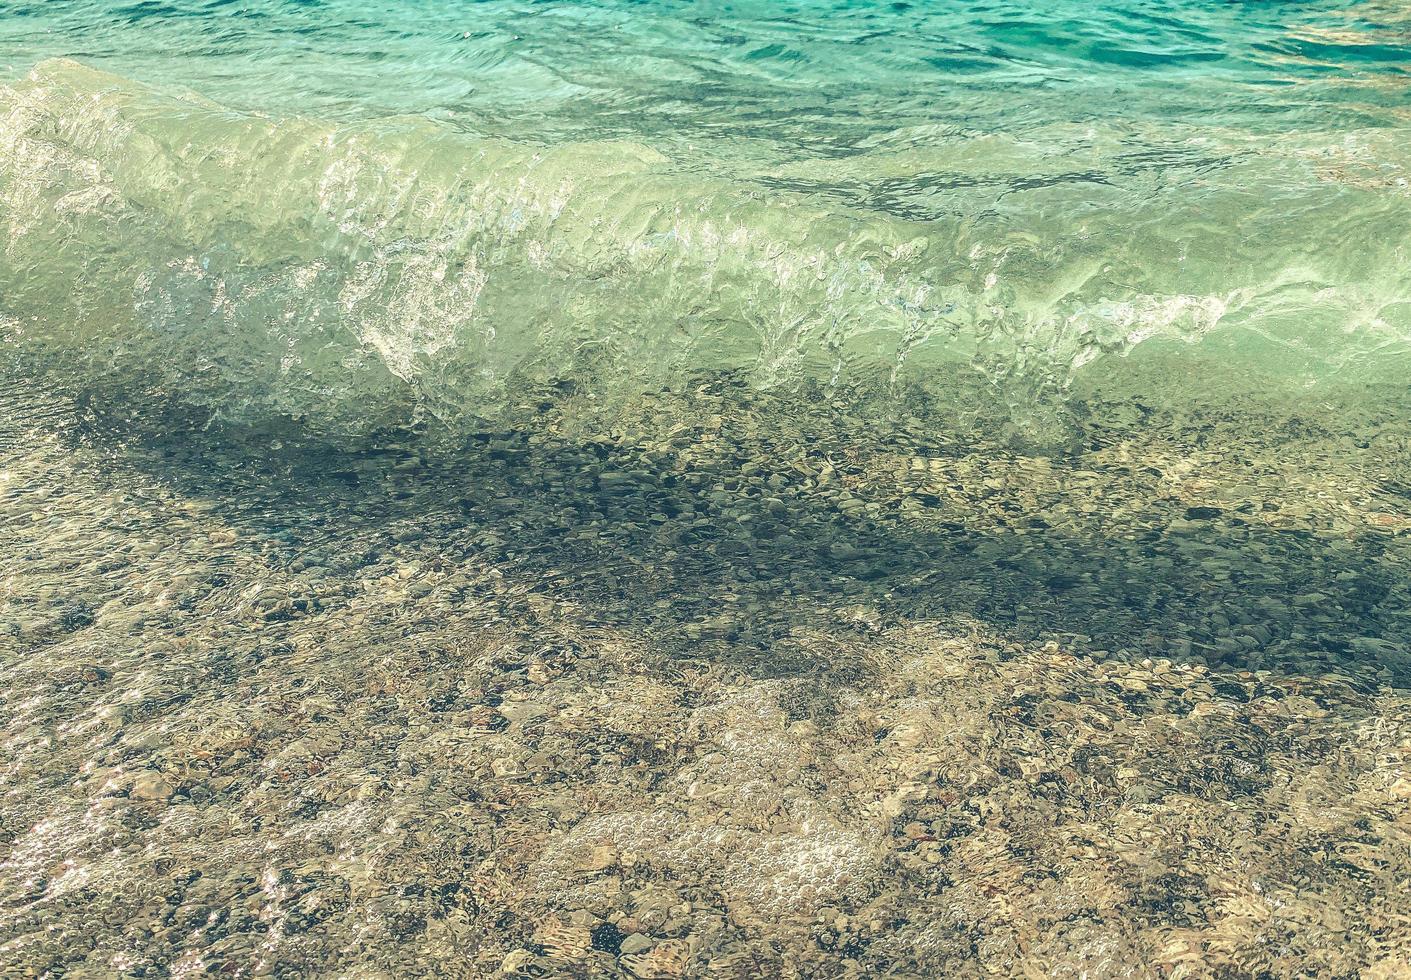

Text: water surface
xmin=2 ymin=2 xmax=1410 ymax=977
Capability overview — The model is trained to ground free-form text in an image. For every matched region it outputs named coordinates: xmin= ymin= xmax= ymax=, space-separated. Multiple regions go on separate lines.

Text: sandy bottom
xmin=2 ymin=378 xmax=1410 ymax=978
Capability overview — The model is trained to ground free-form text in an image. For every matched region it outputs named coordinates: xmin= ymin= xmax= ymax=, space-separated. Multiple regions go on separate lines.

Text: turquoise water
xmin=2 ymin=1 xmax=1410 ymax=438
xmin=3 ymin=3 xmax=1411 ymax=978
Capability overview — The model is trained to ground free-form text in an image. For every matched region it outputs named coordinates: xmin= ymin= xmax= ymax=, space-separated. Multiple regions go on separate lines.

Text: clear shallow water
xmin=2 ymin=2 xmax=1411 ymax=978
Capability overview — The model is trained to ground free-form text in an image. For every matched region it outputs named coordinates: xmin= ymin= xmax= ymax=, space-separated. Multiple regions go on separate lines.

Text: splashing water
xmin=2 ymin=0 xmax=1409 ymax=439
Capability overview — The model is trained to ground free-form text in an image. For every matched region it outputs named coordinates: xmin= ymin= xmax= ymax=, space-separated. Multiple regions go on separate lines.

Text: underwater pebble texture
xmin=2 ymin=380 xmax=1410 ymax=978
xmin=4 ymin=1 xmax=1411 ymax=975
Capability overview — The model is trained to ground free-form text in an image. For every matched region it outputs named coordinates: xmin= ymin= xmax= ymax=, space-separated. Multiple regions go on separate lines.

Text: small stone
xmin=490 ymin=757 xmax=522 ymax=777
xmin=95 ymin=704 xmax=128 ymax=730
xmin=619 ymin=933 xmax=653 ymax=955
xmin=498 ymin=701 xmax=550 ymax=725
xmin=500 ymin=949 xmax=534 ymax=973
xmin=577 ymin=845 xmax=617 ymax=872
xmin=902 ymin=822 xmax=930 ymax=840
xmin=129 ymin=772 xmax=175 ymax=801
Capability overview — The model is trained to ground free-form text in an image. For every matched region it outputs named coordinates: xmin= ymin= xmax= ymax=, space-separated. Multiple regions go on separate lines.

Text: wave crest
xmin=2 ymin=60 xmax=1409 ymax=439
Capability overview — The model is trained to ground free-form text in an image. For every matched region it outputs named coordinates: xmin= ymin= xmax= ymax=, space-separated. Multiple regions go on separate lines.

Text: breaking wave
xmin=2 ymin=59 xmax=1409 ymax=440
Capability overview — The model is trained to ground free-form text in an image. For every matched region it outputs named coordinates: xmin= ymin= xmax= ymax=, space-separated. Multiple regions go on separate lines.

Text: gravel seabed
xmin=3 ymin=377 xmax=1410 ymax=978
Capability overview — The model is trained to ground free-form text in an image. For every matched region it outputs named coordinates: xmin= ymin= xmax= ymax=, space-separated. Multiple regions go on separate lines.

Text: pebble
xmin=619 ymin=933 xmax=654 ymax=955
xmin=129 ymin=772 xmax=175 ymax=801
